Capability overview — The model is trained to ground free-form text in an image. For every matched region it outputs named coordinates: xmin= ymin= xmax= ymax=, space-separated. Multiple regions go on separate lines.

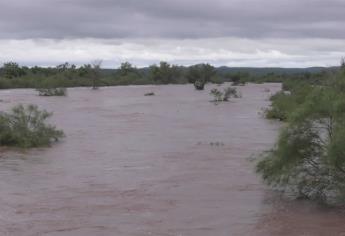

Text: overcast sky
xmin=0 ymin=0 xmax=344 ymax=68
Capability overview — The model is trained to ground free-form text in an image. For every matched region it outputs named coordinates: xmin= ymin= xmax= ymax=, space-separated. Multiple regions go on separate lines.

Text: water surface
xmin=0 ymin=84 xmax=344 ymax=236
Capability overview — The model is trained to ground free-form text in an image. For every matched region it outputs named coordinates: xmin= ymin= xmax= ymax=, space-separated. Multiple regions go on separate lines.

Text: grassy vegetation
xmin=0 ymin=104 xmax=64 ymax=148
xmin=257 ymin=64 xmax=345 ymax=204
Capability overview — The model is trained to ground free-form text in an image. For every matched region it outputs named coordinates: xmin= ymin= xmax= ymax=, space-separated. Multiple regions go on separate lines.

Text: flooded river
xmin=0 ymin=84 xmax=344 ymax=236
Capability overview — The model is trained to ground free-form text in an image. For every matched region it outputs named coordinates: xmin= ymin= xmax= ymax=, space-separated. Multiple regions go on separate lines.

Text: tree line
xmin=0 ymin=61 xmax=332 ymax=89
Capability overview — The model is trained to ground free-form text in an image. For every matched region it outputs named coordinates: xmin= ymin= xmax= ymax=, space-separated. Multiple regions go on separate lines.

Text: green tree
xmin=257 ymin=69 xmax=345 ymax=204
xmin=149 ymin=61 xmax=180 ymax=84
xmin=340 ymin=57 xmax=345 ymax=77
xmin=91 ymin=60 xmax=103 ymax=89
xmin=187 ymin=63 xmax=215 ymax=90
xmin=187 ymin=63 xmax=215 ymax=83
xmin=77 ymin=64 xmax=93 ymax=77
xmin=55 ymin=62 xmax=78 ymax=80
xmin=2 ymin=62 xmax=26 ymax=79
xmin=118 ymin=62 xmax=137 ymax=76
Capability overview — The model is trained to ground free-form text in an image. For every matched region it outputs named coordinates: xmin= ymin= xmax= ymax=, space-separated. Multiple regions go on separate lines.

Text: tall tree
xmin=118 ymin=62 xmax=137 ymax=76
xmin=187 ymin=63 xmax=215 ymax=90
xmin=149 ymin=61 xmax=180 ymax=84
xmin=2 ymin=62 xmax=26 ymax=79
xmin=91 ymin=60 xmax=103 ymax=89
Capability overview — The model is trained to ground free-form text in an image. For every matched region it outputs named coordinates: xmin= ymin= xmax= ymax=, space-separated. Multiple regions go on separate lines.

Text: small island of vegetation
xmin=0 ymin=104 xmax=64 ymax=148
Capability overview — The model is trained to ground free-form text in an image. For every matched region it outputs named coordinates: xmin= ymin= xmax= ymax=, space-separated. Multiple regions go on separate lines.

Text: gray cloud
xmin=1 ymin=0 xmax=344 ymax=67
xmin=1 ymin=0 xmax=345 ymax=39
xmin=1 ymin=38 xmax=344 ymax=68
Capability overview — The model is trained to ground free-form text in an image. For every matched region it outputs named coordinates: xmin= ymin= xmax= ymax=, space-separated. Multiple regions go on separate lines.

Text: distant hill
xmin=215 ymin=66 xmax=338 ymax=76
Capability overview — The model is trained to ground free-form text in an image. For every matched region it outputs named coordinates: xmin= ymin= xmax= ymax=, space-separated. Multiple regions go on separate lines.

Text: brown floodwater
xmin=0 ymin=84 xmax=344 ymax=236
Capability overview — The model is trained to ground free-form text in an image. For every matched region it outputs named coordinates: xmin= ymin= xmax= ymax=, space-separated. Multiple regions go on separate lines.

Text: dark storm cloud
xmin=1 ymin=0 xmax=345 ymax=39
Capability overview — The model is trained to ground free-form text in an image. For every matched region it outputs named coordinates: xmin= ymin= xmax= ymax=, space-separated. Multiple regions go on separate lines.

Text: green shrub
xmin=0 ymin=104 xmax=64 ymax=148
xmin=264 ymin=83 xmax=312 ymax=121
xmin=149 ymin=61 xmax=181 ymax=84
xmin=2 ymin=62 xmax=26 ymax=79
xmin=264 ymin=92 xmax=292 ymax=121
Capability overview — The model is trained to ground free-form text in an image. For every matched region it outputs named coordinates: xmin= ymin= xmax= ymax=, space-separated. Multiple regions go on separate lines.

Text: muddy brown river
xmin=0 ymin=84 xmax=344 ymax=236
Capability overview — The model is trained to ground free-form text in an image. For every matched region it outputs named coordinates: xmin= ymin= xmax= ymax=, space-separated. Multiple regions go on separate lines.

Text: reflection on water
xmin=0 ymin=84 xmax=344 ymax=236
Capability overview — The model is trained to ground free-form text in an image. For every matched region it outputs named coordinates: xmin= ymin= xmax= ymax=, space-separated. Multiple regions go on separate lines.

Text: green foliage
xmin=0 ymin=61 xmax=336 ymax=89
xmin=0 ymin=104 xmax=64 ymax=148
xmin=36 ymin=87 xmax=67 ymax=96
xmin=118 ymin=62 xmax=138 ymax=77
xmin=187 ymin=65 xmax=201 ymax=84
xmin=265 ymin=82 xmax=312 ymax=121
xmin=187 ymin=64 xmax=216 ymax=88
xmin=2 ymin=62 xmax=26 ymax=79
xmin=149 ymin=61 xmax=181 ymax=84
xmin=257 ymin=68 xmax=345 ymax=204
xmin=265 ymin=92 xmax=293 ymax=121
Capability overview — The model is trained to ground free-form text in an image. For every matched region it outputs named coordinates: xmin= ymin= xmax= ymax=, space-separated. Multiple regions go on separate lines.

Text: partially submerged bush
xmin=210 ymin=87 xmax=240 ymax=103
xmin=223 ymin=87 xmax=241 ymax=101
xmin=210 ymin=88 xmax=223 ymax=102
xmin=37 ymin=87 xmax=67 ymax=96
xmin=194 ymin=80 xmax=206 ymax=90
xmin=144 ymin=92 xmax=155 ymax=96
xmin=0 ymin=104 xmax=64 ymax=148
